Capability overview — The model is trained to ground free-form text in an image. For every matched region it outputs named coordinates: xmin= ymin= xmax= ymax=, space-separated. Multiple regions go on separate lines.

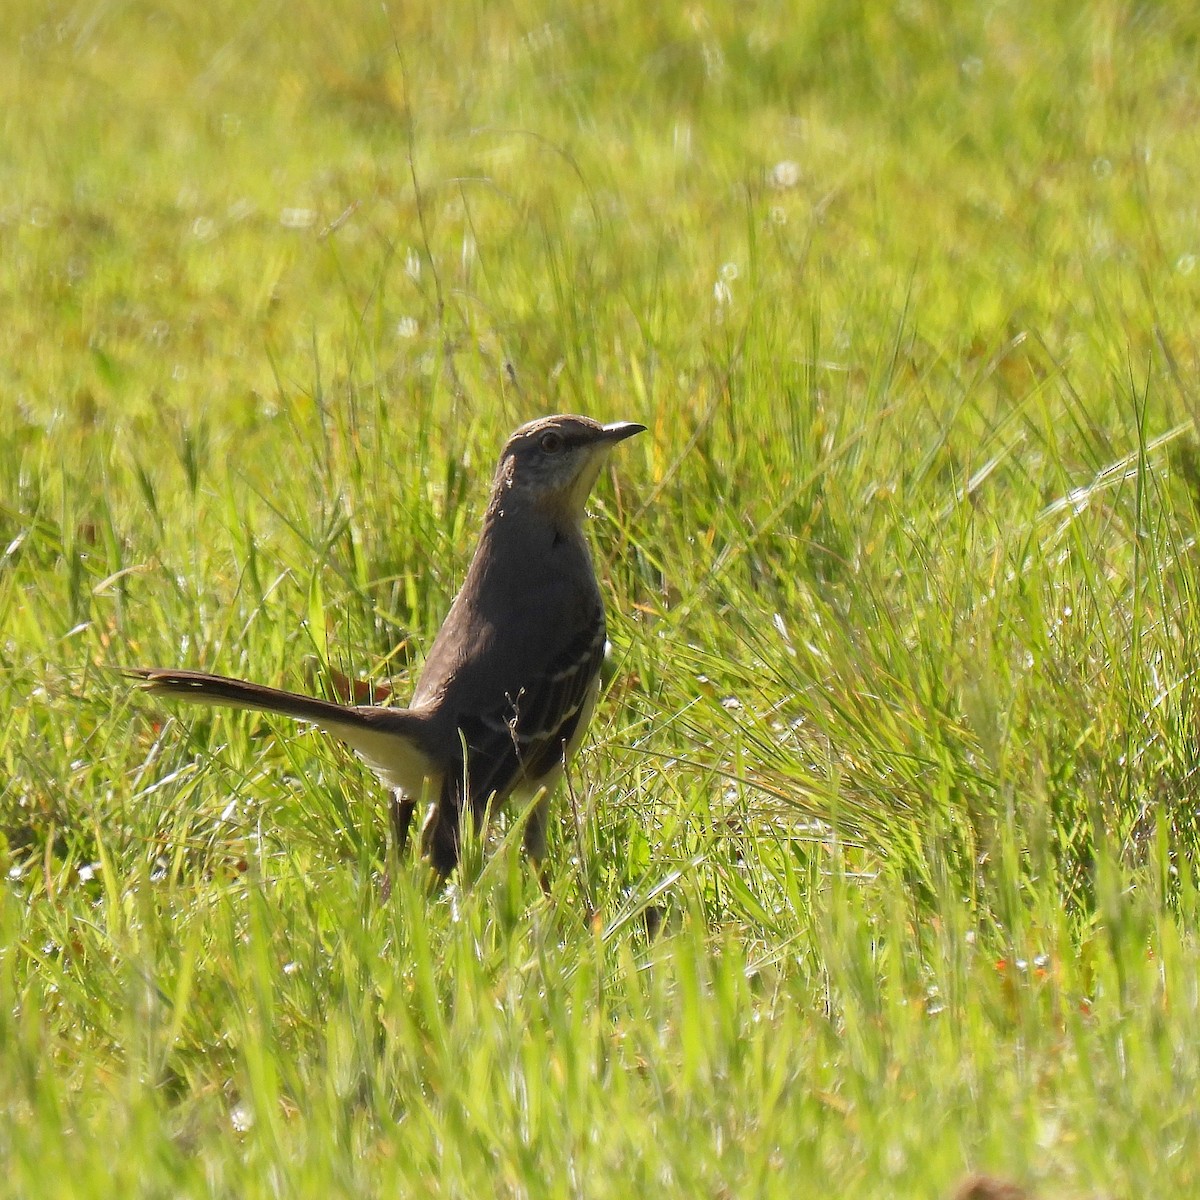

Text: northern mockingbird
xmin=125 ymin=414 xmax=644 ymax=881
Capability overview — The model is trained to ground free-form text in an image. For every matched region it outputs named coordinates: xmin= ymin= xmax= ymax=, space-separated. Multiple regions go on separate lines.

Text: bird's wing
xmin=421 ymin=604 xmax=606 ymax=872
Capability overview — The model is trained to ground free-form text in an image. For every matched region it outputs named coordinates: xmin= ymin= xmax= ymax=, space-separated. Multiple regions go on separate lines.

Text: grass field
xmin=5 ymin=0 xmax=1200 ymax=1194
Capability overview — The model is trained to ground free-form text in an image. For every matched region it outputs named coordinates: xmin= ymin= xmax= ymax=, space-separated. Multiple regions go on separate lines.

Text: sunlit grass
xmin=5 ymin=0 xmax=1200 ymax=1194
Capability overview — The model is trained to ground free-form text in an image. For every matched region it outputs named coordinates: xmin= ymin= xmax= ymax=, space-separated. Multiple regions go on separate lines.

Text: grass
xmin=4 ymin=0 xmax=1200 ymax=1193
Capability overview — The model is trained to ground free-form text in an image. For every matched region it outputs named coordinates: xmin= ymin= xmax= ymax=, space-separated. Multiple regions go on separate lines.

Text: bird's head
xmin=489 ymin=414 xmax=644 ymax=528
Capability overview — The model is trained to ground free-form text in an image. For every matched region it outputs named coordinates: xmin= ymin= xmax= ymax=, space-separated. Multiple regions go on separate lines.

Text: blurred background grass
xmin=4 ymin=0 xmax=1200 ymax=1195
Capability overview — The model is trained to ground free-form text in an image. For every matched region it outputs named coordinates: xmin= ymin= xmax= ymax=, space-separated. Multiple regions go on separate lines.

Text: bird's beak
xmin=599 ymin=421 xmax=647 ymax=445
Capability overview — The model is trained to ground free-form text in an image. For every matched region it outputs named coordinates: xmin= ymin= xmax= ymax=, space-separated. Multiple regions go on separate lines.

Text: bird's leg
xmin=415 ymin=799 xmax=457 ymax=898
xmin=522 ymin=791 xmax=553 ymax=896
xmin=421 ymin=796 xmax=465 ymax=880
xmin=389 ymin=792 xmax=416 ymax=855
xmin=379 ymin=792 xmax=417 ymax=901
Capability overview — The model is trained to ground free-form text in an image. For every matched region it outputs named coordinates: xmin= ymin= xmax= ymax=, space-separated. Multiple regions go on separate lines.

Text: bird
xmin=124 ymin=413 xmax=645 ymax=883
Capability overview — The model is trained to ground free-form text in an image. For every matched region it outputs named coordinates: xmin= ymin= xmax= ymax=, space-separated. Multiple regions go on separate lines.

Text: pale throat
xmin=562 ymin=453 xmax=607 ymax=520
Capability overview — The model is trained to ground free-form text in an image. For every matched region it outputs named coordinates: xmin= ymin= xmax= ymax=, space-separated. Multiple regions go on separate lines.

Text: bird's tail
xmin=122 ymin=667 xmax=438 ymax=795
xmin=124 ymin=667 xmax=368 ymax=726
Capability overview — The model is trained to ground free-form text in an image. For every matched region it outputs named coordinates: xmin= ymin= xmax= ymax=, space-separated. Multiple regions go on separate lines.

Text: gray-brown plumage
xmin=126 ymin=414 xmax=644 ymax=879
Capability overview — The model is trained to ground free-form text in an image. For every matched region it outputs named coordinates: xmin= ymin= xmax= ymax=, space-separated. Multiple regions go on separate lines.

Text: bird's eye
xmin=539 ymin=431 xmax=564 ymax=454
